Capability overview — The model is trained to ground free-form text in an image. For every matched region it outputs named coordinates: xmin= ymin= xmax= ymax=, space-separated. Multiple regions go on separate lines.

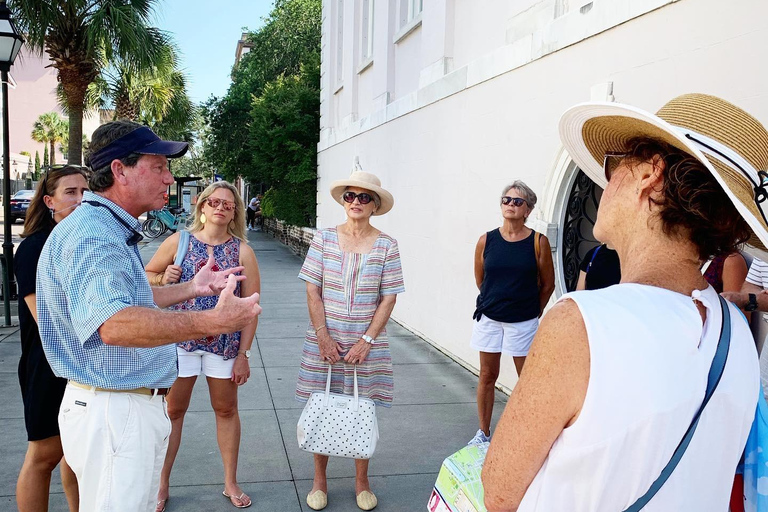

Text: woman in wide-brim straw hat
xmin=483 ymin=94 xmax=768 ymax=511
xmin=296 ymin=169 xmax=404 ymax=511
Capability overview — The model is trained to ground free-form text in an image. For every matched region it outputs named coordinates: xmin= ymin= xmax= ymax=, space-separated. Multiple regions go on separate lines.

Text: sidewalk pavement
xmin=0 ymin=230 xmax=507 ymax=511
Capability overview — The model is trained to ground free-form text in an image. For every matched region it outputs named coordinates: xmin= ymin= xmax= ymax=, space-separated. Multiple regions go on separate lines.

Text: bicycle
xmin=141 ymin=206 xmax=186 ymax=238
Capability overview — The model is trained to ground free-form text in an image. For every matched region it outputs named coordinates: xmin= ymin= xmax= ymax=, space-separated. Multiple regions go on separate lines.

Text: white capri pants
xmin=470 ymin=315 xmax=539 ymax=357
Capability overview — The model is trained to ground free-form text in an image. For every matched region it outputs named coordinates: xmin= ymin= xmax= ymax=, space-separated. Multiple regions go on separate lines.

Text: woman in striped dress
xmin=297 ymin=170 xmax=404 ymax=511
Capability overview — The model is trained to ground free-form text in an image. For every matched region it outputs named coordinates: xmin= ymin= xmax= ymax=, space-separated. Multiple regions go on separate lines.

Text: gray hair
xmin=502 ymin=180 xmax=537 ymax=209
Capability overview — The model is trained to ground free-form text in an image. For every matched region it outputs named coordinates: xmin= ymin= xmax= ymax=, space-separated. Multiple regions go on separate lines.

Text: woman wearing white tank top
xmin=482 ymin=94 xmax=768 ymax=511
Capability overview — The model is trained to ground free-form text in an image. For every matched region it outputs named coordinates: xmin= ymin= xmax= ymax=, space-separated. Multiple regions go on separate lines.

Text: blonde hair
xmin=188 ymin=181 xmax=247 ymax=241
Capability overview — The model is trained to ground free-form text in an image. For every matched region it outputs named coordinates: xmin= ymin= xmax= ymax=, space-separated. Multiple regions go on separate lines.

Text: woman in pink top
xmin=483 ymin=94 xmax=768 ymax=511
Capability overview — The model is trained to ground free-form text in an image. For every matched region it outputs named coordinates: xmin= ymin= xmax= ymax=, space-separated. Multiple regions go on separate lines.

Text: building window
xmin=399 ymin=0 xmax=422 ymax=28
xmin=336 ymin=0 xmax=344 ymax=85
xmin=361 ymin=0 xmax=374 ymax=61
xmin=561 ymin=169 xmax=602 ymax=292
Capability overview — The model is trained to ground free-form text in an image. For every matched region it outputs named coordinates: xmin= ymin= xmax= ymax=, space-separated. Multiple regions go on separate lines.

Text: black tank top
xmin=474 ymin=229 xmax=540 ymax=323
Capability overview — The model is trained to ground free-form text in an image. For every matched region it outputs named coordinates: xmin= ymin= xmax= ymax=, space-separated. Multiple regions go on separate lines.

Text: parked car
xmin=9 ymin=189 xmax=35 ymax=224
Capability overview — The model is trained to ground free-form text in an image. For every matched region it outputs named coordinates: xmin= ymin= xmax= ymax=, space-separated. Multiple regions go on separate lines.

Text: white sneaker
xmin=247 ymin=227 xmax=253 ymax=231
xmin=468 ymin=429 xmax=491 ymax=446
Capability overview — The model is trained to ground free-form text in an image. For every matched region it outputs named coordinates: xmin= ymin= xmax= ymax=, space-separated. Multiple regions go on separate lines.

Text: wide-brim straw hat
xmin=330 ymin=171 xmax=394 ymax=216
xmin=559 ymin=93 xmax=768 ymax=251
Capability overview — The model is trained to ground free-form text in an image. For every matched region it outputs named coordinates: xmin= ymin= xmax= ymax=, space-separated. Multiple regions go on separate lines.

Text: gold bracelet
xmin=315 ymin=325 xmax=327 ymax=334
xmin=152 ymin=273 xmax=164 ymax=286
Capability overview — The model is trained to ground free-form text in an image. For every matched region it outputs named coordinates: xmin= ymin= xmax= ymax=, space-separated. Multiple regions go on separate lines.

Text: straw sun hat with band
xmin=330 ymin=170 xmax=395 ymax=216
xmin=559 ymin=93 xmax=768 ymax=252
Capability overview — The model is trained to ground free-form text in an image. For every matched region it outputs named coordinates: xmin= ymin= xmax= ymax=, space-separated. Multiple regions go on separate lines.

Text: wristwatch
xmin=745 ymin=293 xmax=759 ymax=312
xmin=239 ymin=349 xmax=251 ymax=359
xmin=361 ymin=334 xmax=375 ymax=345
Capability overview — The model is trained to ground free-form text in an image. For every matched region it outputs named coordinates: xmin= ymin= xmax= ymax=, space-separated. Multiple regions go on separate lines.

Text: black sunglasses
xmin=603 ymin=152 xmax=628 ymax=181
xmin=343 ymin=191 xmax=373 ymax=205
xmin=501 ymin=196 xmax=528 ymax=207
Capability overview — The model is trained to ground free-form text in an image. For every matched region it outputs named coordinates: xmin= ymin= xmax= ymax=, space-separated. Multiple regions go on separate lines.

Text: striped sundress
xmin=296 ymin=227 xmax=405 ymax=407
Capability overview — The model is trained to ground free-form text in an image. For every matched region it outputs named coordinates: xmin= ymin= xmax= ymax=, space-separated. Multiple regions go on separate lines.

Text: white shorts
xmin=470 ymin=315 xmax=539 ymax=356
xmin=177 ymin=347 xmax=235 ymax=379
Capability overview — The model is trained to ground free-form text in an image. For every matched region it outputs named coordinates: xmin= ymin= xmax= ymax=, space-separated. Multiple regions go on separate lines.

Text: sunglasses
xmin=603 ymin=152 xmax=628 ymax=181
xmin=501 ymin=196 xmax=528 ymax=207
xmin=206 ymin=198 xmax=236 ymax=211
xmin=342 ymin=191 xmax=374 ymax=205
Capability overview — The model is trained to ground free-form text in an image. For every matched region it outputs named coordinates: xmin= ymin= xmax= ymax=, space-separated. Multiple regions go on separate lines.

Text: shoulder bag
xmin=297 ymin=364 xmax=379 ymax=459
xmin=623 ymin=295 xmax=732 ymax=511
xmin=174 ymin=230 xmax=190 ymax=266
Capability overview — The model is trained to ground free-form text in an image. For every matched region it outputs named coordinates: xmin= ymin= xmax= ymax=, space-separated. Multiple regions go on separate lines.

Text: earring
xmin=200 ymin=213 xmax=207 ymax=224
xmin=49 ymin=208 xmax=54 ymax=218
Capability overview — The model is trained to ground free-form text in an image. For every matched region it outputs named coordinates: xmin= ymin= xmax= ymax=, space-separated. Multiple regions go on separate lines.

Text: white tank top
xmin=518 ymin=284 xmax=759 ymax=512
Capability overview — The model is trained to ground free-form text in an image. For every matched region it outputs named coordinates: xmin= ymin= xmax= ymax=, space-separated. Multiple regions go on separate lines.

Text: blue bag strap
xmin=587 ymin=244 xmax=601 ymax=272
xmin=623 ymin=295 xmax=732 ymax=512
xmin=174 ymin=230 xmax=190 ymax=266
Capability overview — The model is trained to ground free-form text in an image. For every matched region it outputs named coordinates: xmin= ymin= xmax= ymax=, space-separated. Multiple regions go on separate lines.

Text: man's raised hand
xmin=193 ymin=254 xmax=246 ymax=296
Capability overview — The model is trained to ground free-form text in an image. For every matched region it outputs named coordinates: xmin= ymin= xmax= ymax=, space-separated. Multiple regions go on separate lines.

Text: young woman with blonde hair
xmin=146 ymin=181 xmax=260 ymax=510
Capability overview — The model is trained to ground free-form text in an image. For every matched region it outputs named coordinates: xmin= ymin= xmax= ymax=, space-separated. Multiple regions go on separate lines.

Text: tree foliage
xmin=34 ymin=151 xmax=40 ymax=177
xmin=31 ymin=112 xmax=67 ymax=166
xmin=10 ymin=0 xmax=169 ymax=164
xmin=250 ymin=56 xmax=320 ymax=225
xmin=84 ymin=41 xmax=196 ymax=142
xmin=203 ymin=0 xmax=321 ymax=226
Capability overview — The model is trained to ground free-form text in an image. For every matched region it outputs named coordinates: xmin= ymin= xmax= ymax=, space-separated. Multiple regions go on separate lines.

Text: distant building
xmin=2 ymin=46 xmax=101 ymax=169
xmin=233 ymin=32 xmax=254 ymax=76
xmin=317 ymin=0 xmax=768 ymax=390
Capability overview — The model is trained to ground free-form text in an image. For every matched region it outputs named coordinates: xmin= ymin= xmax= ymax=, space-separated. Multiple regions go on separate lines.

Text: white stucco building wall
xmin=317 ymin=0 xmax=768 ymax=391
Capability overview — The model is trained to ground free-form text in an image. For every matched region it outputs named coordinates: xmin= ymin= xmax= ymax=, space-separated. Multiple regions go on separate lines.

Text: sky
xmin=152 ymin=0 xmax=275 ymax=105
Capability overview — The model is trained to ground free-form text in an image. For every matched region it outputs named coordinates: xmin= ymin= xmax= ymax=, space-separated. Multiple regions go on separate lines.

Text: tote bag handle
xmin=323 ymin=363 xmax=360 ymax=411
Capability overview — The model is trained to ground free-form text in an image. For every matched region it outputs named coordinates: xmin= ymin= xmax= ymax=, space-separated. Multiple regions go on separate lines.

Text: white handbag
xmin=297 ymin=364 xmax=379 ymax=459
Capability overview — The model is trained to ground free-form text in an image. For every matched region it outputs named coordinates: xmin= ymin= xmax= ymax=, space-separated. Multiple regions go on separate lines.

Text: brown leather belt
xmin=69 ymin=381 xmax=169 ymax=396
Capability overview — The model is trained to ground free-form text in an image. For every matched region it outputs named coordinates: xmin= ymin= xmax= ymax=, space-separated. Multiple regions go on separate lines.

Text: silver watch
xmin=361 ymin=334 xmax=375 ymax=344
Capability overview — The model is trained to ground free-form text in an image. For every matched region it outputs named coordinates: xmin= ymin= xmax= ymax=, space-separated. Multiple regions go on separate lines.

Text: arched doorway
xmin=560 ymin=168 xmax=603 ymax=292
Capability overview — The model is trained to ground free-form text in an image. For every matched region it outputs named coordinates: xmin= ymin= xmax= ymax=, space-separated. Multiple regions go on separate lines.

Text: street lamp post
xmin=0 ymin=0 xmax=23 ymax=326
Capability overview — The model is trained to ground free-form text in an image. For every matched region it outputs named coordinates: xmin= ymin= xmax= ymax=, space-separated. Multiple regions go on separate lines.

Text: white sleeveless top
xmin=518 ymin=284 xmax=759 ymax=512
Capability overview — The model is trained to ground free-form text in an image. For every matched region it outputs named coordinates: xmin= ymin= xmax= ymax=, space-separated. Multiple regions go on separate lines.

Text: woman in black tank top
xmin=467 ymin=181 xmax=555 ymax=446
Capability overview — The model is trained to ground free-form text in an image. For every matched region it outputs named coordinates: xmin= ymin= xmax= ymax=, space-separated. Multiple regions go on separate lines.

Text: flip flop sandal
xmin=223 ymin=490 xmax=252 ymax=509
xmin=155 ymin=497 xmax=169 ymax=512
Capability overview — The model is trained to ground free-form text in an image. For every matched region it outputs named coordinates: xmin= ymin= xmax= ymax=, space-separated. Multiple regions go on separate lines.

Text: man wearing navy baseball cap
xmin=35 ymin=121 xmax=263 ymax=511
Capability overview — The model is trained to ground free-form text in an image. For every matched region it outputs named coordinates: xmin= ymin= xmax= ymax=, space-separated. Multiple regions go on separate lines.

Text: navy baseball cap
xmin=88 ymin=126 xmax=189 ymax=170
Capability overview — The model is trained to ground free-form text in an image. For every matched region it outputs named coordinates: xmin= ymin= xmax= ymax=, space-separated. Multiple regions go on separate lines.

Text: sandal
xmin=155 ymin=497 xmax=169 ymax=512
xmin=223 ymin=490 xmax=252 ymax=509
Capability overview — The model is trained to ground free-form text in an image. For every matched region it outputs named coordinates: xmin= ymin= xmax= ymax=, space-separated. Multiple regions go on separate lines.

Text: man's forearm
xmin=99 ymin=306 xmax=225 ymax=348
xmin=152 ymin=281 xmax=196 ymax=308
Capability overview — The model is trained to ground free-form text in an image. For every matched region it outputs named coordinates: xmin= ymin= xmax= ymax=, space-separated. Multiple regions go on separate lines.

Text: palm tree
xmin=31 ymin=112 xmax=66 ymax=166
xmin=9 ymin=0 xmax=169 ymax=164
xmin=88 ymin=42 xmax=195 ymax=140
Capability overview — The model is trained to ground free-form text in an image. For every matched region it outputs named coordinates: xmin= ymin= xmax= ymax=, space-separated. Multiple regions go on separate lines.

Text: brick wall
xmin=263 ymin=218 xmax=316 ymax=258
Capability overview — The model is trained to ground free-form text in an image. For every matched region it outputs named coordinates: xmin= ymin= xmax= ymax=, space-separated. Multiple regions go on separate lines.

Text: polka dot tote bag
xmin=297 ymin=364 xmax=379 ymax=459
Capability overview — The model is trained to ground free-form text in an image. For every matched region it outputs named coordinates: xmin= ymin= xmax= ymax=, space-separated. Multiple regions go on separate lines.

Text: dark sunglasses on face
xmin=206 ymin=198 xmax=236 ymax=211
xmin=342 ymin=191 xmax=373 ymax=205
xmin=603 ymin=152 xmax=628 ymax=181
xmin=501 ymin=196 xmax=528 ymax=207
